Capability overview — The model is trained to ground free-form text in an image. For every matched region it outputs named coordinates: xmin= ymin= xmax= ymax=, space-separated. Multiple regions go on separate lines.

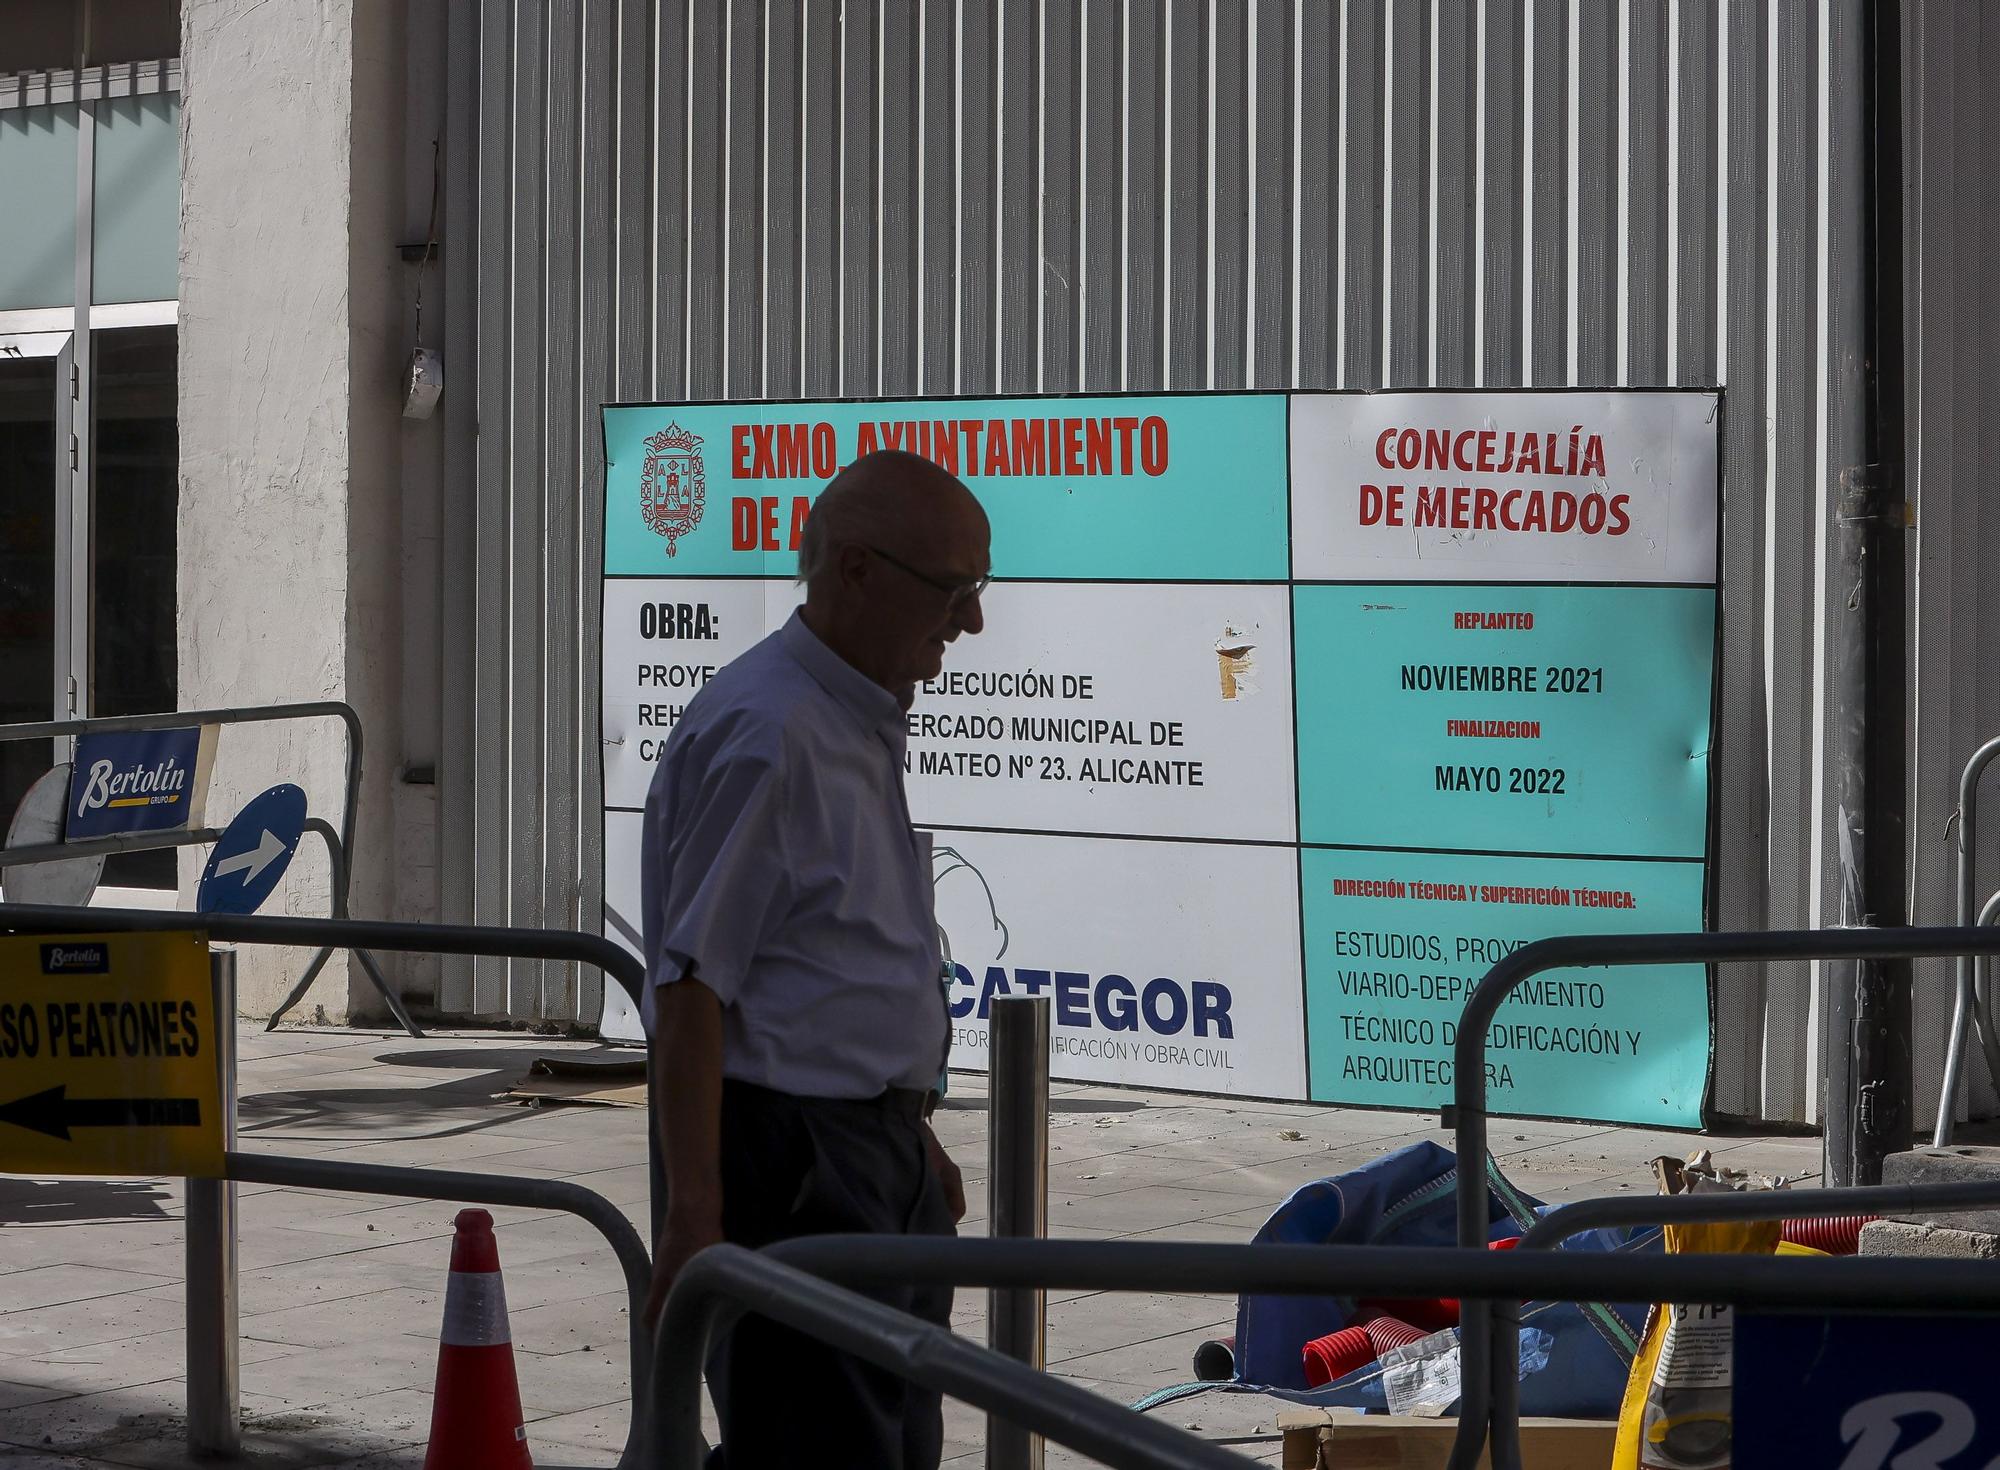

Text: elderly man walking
xmin=642 ymin=449 xmax=992 ymax=1469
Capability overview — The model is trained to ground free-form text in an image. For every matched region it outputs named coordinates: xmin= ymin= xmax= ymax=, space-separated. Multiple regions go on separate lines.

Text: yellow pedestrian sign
xmin=0 ymin=931 xmax=224 ymax=1177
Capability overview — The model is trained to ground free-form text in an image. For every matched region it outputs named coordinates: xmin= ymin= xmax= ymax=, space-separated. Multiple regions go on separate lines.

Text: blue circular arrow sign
xmin=196 ymin=784 xmax=308 ymax=915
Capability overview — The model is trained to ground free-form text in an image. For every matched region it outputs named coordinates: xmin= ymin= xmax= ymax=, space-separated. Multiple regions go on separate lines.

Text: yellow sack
xmin=1611 ymin=1153 xmax=1785 ymax=1470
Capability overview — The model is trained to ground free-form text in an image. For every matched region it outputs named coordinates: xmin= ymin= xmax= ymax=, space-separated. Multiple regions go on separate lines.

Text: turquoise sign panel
xmin=602 ymin=395 xmax=1291 ymax=581
xmin=1300 ymin=846 xmax=1710 ymax=1126
xmin=1293 ymin=584 xmax=1716 ymax=859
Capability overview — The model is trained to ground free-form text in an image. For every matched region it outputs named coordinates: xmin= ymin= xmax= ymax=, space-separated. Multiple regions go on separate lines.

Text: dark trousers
xmin=691 ymin=1079 xmax=957 ymax=1470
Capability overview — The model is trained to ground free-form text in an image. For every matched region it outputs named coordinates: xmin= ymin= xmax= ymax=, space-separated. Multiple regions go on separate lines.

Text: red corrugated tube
xmin=1355 ymin=1296 xmax=1459 ymax=1331
xmin=1301 ymin=1326 xmax=1378 ymax=1388
xmin=1359 ymin=1315 xmax=1431 ymax=1354
xmin=1781 ymin=1215 xmax=1876 ymax=1255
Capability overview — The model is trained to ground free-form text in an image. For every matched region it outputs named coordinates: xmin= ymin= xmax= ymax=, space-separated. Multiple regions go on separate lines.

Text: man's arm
xmin=644 ymin=974 xmax=726 ymax=1324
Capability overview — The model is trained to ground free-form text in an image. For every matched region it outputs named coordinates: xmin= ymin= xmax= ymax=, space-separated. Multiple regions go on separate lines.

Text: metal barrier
xmin=0 ymin=902 xmax=643 ymax=1008
xmin=649 ymin=1232 xmax=2000 ymax=1470
xmin=987 ymin=996 xmax=1050 ymax=1470
xmin=226 ymin=1150 xmax=652 ymax=1468
xmin=650 ymin=924 xmax=2000 ymax=1470
xmin=1938 ymin=733 xmax=2000 ymax=1144
xmin=22 ymin=906 xmax=2000 ymax=1469
xmin=1501 ymin=1178 xmax=2000 ymax=1470
xmin=0 ymin=702 xmax=416 ymax=1034
xmin=1518 ymin=1176 xmax=2000 ymax=1252
xmin=1448 ymin=924 xmax=2000 ymax=1470
xmin=0 ymin=902 xmax=651 ymax=1469
xmin=0 ymin=815 xmax=420 ymax=1037
xmin=188 ymin=950 xmax=241 ymax=1455
xmin=654 ymin=1244 xmax=1257 ymax=1470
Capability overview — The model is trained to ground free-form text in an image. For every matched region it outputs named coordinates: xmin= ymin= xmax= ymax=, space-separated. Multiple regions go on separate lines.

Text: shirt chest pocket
xmin=803 ymin=795 xmax=933 ymax=936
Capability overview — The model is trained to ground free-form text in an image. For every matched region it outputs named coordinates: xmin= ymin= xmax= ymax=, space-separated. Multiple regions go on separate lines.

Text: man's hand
xmin=923 ymin=1122 xmax=966 ymax=1223
xmin=646 ymin=977 xmax=727 ymax=1327
xmin=644 ymin=1204 xmax=724 ymax=1328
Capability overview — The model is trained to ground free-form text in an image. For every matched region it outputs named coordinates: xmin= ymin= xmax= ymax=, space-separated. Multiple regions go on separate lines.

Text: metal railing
xmin=649 ymin=923 xmax=2000 ymax=1470
xmin=653 ymin=1244 xmax=1256 ymax=1470
xmin=647 ymin=1228 xmax=2000 ymax=1470
xmin=0 ymin=702 xmax=417 ymax=1034
xmin=1500 ymin=1177 xmax=2000 ymax=1470
xmin=1518 ymin=1176 xmax=2000 ymax=1252
xmin=226 ymin=1150 xmax=653 ymax=1468
xmin=1937 ymin=734 xmax=2000 ymax=1144
xmin=0 ymin=902 xmax=643 ymax=1008
xmin=1447 ymin=923 xmax=2000 ymax=1470
xmin=19 ymin=905 xmax=2000 ymax=1470
xmin=0 ymin=903 xmax=652 ymax=1470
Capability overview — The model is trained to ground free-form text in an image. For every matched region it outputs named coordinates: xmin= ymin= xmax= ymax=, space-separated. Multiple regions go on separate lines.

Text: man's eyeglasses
xmin=864 ymin=545 xmax=992 ymax=609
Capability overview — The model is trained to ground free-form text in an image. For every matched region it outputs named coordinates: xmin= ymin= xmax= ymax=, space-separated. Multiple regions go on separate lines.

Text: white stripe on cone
xmin=439 ymin=1271 xmax=512 ymax=1348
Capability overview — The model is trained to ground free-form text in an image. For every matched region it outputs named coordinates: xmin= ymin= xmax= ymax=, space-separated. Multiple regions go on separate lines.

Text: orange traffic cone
xmin=424 ymin=1208 xmax=533 ymax=1470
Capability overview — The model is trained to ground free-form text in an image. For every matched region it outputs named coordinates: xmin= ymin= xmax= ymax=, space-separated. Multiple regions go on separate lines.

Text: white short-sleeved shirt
xmin=639 ymin=612 xmax=948 ymax=1098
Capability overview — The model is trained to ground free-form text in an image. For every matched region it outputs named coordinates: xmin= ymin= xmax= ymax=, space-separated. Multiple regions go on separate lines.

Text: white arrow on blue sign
xmin=196 ymin=784 xmax=308 ymax=915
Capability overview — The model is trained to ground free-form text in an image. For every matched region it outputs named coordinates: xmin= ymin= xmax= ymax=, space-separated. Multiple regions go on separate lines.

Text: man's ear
xmin=835 ymin=541 xmax=873 ymax=591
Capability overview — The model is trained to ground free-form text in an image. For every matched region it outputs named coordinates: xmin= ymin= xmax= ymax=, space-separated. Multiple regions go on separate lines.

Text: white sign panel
xmin=600 ymin=578 xmax=797 ymax=810
xmin=932 ymin=827 xmax=1307 ymax=1097
xmin=1290 ymin=391 xmax=1719 ymax=583
xmin=907 ymin=582 xmax=1297 ymax=843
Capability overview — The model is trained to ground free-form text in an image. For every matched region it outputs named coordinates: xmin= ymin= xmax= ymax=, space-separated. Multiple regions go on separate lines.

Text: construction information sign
xmin=598 ymin=390 xmax=1720 ymax=1126
xmin=0 ymin=932 xmax=225 ymax=1176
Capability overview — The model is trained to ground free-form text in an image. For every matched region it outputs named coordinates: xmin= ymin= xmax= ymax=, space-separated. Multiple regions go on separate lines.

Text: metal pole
xmin=1826 ymin=0 xmax=1912 ymax=1188
xmin=187 ymin=947 xmax=240 ymax=1457
xmin=987 ymin=997 xmax=1049 ymax=1470
xmin=1936 ymin=738 xmax=2000 ymax=1145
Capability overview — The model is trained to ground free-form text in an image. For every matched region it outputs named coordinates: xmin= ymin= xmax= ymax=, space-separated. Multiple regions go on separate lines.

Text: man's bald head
xmin=795 ymin=450 xmax=991 ymax=694
xmin=797 ymin=450 xmax=983 ymax=589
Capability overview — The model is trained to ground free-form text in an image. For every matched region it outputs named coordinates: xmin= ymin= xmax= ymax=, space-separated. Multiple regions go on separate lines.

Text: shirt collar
xmin=780 ymin=611 xmax=905 ymax=743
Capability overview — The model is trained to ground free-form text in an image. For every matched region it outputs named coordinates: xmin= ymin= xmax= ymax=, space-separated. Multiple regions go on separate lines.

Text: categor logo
xmin=949 ymin=965 xmax=1232 ymax=1038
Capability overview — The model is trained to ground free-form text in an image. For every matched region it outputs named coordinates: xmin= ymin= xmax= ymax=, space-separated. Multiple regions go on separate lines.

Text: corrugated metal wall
xmin=1906 ymin=2 xmax=2000 ymax=1130
xmin=431 ymin=0 xmax=1995 ymax=1127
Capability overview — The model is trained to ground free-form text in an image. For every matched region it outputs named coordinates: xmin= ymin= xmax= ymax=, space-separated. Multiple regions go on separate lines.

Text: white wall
xmin=177 ymin=0 xmax=407 ymax=1020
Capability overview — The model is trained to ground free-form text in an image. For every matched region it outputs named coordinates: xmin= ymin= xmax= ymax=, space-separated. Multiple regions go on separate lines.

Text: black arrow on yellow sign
xmin=0 ymin=1085 xmax=203 ymax=1140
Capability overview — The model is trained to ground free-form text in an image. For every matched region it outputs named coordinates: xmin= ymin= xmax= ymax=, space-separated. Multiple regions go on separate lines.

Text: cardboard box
xmin=1277 ymin=1408 xmax=1616 ymax=1469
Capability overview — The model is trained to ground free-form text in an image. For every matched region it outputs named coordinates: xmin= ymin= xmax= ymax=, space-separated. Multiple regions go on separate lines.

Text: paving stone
xmin=1054 ymin=1185 xmax=1286 ymax=1234
xmin=0 ymin=1266 xmax=179 ymax=1314
xmin=0 ymin=1375 xmax=80 ymax=1410
xmin=0 ymin=1292 xmax=187 ymax=1354
xmin=240 ymin=1288 xmax=442 ymax=1350
xmin=1045 ymin=1291 xmax=1234 ymax=1363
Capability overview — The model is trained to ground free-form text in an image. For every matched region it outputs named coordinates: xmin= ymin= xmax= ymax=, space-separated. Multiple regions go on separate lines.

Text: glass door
xmin=0 ymin=331 xmax=67 ymax=828
xmin=91 ymin=322 xmax=177 ymax=886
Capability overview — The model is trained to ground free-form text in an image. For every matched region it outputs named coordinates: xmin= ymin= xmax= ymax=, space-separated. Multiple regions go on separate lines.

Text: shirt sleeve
xmin=646 ymin=739 xmax=791 ymax=1009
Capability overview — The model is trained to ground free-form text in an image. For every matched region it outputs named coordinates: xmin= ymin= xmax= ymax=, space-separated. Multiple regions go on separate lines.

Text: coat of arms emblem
xmin=640 ymin=422 xmax=706 ymax=555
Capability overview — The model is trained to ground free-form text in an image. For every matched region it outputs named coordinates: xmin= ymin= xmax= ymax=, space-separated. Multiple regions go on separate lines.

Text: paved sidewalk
xmin=0 ymin=1025 xmax=1825 ymax=1468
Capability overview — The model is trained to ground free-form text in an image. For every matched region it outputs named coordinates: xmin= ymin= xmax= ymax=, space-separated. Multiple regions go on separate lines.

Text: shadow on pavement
xmin=0 ymin=1177 xmax=176 ymax=1227
xmin=941 ymin=1095 xmax=1148 ymax=1115
xmin=370 ymin=1045 xmax=630 ymax=1072
xmin=237 ymin=1081 xmax=528 ymax=1144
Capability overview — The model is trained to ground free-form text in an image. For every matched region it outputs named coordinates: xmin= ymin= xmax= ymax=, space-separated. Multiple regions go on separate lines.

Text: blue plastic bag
xmin=1139 ymin=1141 xmax=1657 ymax=1420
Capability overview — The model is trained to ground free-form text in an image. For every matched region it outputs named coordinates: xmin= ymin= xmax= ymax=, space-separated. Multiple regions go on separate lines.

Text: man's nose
xmin=953 ymin=591 xmax=985 ymax=636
